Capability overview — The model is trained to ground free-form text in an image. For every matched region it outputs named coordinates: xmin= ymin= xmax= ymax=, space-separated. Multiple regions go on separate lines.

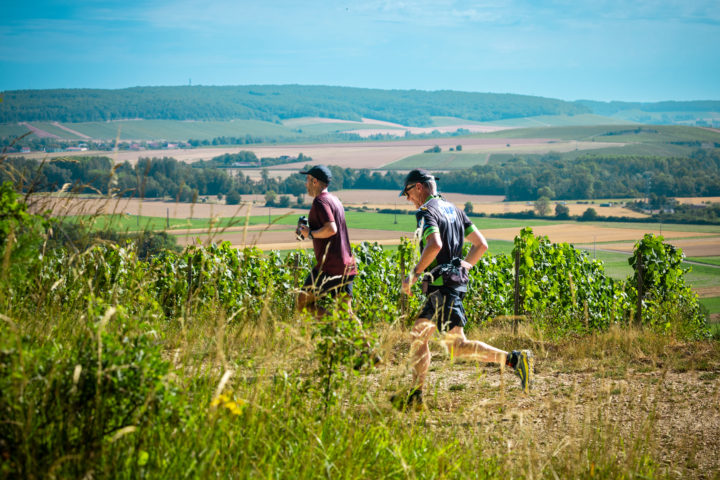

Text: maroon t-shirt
xmin=308 ymin=191 xmax=357 ymax=276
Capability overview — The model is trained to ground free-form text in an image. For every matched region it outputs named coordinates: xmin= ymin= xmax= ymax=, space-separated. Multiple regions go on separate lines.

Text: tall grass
xmin=1 ymin=182 xmax=717 ymax=478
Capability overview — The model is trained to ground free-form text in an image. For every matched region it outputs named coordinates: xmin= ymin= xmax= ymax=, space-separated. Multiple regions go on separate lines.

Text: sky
xmin=2 ymin=0 xmax=720 ymax=102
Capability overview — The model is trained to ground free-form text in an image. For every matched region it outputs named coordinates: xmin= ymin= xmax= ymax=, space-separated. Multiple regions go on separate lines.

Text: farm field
xmin=7 ymin=136 xmax=611 ymax=172
xmin=386 ymin=140 xmax=623 ymax=170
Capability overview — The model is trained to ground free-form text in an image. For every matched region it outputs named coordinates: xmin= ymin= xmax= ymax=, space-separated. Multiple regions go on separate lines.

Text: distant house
xmin=65 ymin=146 xmax=87 ymax=152
xmin=20 ymin=147 xmax=31 ymax=153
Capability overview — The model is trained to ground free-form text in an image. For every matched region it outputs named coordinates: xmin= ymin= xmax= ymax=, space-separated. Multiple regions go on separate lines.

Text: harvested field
xmin=9 ymin=137 xmax=585 ymax=171
xmin=481 ymin=223 xmax=717 ymax=246
xmin=176 ymin=227 xmax=410 ymax=251
xmin=471 ymin=201 xmax=649 ymax=219
xmin=675 ymin=196 xmax=720 ymax=205
xmin=585 ymin=237 xmax=720 ymax=257
xmin=335 ymin=190 xmax=505 ymax=207
xmin=30 ymin=196 xmax=302 ymax=219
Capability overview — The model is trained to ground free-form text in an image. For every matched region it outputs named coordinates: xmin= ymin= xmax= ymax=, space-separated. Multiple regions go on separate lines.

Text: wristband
xmin=308 ymin=230 xmax=314 ymax=239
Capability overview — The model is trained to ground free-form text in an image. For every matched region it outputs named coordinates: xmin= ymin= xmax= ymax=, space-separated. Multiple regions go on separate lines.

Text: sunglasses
xmin=403 ymin=184 xmax=416 ymax=197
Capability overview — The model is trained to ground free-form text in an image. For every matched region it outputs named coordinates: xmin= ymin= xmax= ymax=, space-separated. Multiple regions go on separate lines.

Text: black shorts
xmin=303 ymin=268 xmax=355 ymax=298
xmin=419 ymin=285 xmax=467 ymax=332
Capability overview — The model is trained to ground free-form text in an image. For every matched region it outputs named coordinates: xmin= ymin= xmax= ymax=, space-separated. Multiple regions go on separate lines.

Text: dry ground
xmin=480 ymin=224 xmax=719 ymax=248
xmin=361 ymin=325 xmax=720 ymax=479
xmin=471 ymin=201 xmax=650 ymax=219
xmin=587 ymin=237 xmax=720 ymax=257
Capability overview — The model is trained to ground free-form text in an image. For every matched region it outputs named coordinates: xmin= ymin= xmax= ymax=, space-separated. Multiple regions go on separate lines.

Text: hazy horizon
xmin=3 ymin=1 xmax=720 ymax=103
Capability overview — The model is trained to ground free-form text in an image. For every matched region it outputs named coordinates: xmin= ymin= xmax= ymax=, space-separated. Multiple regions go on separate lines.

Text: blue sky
xmin=2 ymin=0 xmax=719 ymax=102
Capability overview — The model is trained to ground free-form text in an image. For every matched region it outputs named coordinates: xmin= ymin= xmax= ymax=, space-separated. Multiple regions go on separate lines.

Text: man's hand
xmin=459 ymin=259 xmax=473 ymax=270
xmin=401 ymin=274 xmax=416 ymax=296
xmin=298 ymin=225 xmax=310 ymax=239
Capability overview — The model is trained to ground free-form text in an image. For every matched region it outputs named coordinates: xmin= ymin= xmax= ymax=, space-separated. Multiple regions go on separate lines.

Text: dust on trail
xmin=368 ymin=339 xmax=720 ymax=478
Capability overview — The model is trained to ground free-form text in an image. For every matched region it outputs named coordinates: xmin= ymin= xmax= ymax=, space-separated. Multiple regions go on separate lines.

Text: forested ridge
xmin=0 ymin=85 xmax=590 ymax=125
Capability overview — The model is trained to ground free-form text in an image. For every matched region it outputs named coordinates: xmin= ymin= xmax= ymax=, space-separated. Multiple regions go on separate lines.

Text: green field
xmin=700 ymin=296 xmax=720 ymax=314
xmin=15 ymin=119 xmax=295 ymax=141
xmin=487 ymin=142 xmax=698 ymax=164
xmin=0 ymin=123 xmax=38 ymax=138
xmin=80 ymin=212 xmax=720 ymax=296
xmin=386 ymin=152 xmax=490 ymax=170
xmin=29 ymin=122 xmax=85 ymax=139
xmin=430 ymin=116 xmax=487 ymax=126
xmin=68 ymin=213 xmax=281 ymax=232
xmin=688 ymin=256 xmax=720 ymax=266
xmin=477 ymin=113 xmax=632 ymax=128
xmin=476 ymin=124 xmax=720 ymax=144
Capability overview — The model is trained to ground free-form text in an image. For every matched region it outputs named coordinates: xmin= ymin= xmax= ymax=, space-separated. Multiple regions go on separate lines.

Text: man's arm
xmin=300 ymin=221 xmax=337 ymax=239
xmin=402 ymin=232 xmax=442 ymax=295
xmin=461 ymin=228 xmax=488 ymax=269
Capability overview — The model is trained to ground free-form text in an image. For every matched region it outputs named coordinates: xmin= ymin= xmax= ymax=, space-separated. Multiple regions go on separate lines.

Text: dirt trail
xmin=369 ymin=341 xmax=720 ymax=478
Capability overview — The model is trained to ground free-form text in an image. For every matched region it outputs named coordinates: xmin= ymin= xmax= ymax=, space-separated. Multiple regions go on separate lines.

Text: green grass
xmin=275 ymin=211 xmax=562 ymax=233
xmin=386 ymin=152 xmax=490 ymax=170
xmin=430 ymin=116 xmax=487 ymax=126
xmin=0 ymin=123 xmax=39 ymax=138
xmin=475 ymin=124 xmax=720 ymax=144
xmin=65 ymin=119 xmax=296 ymax=141
xmin=25 ymin=122 xmax=85 ymax=139
xmin=585 ymin=221 xmax=720 ymax=234
xmin=687 ymin=256 xmax=720 ymax=266
xmin=68 ymin=214 xmax=272 ymax=232
xmin=488 ymin=142 xmax=697 ymax=164
xmin=287 ymin=122 xmax=403 ymax=135
xmin=700 ymin=296 xmax=720 ymax=315
xmin=478 ymin=114 xmax=632 ymax=128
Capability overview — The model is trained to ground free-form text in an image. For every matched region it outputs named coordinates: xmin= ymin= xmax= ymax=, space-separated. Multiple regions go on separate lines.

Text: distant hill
xmin=0 ymin=85 xmax=589 ymax=125
xmin=575 ymin=100 xmax=720 ymax=127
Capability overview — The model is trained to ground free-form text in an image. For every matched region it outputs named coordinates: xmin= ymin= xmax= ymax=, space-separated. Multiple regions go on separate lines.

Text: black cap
xmin=399 ymin=169 xmax=439 ymax=197
xmin=300 ymin=165 xmax=332 ymax=184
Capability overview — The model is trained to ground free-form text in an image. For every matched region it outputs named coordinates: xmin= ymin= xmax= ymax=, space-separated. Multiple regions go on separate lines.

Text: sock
xmin=506 ymin=350 xmax=518 ymax=369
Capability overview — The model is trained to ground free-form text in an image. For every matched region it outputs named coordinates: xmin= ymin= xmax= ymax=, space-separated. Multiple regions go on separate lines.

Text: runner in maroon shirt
xmin=296 ymin=165 xmax=358 ymax=317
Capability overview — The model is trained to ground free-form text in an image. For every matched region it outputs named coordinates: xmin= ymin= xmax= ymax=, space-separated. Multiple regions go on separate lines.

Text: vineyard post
xmin=399 ymin=255 xmax=408 ymax=315
xmin=513 ymin=249 xmax=520 ymax=335
xmin=186 ymin=255 xmax=193 ymax=317
xmin=635 ymin=255 xmax=643 ymax=325
xmin=293 ymin=252 xmax=300 ymax=304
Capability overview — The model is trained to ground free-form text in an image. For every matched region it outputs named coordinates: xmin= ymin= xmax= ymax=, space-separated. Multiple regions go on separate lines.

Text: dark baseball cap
xmin=300 ymin=165 xmax=332 ymax=184
xmin=399 ymin=169 xmax=439 ymax=196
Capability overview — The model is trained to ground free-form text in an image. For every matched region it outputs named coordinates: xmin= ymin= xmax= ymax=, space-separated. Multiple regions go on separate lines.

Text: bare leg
xmin=296 ymin=290 xmax=326 ymax=318
xmin=410 ymin=318 xmax=436 ymax=390
xmin=442 ymin=326 xmax=508 ymax=364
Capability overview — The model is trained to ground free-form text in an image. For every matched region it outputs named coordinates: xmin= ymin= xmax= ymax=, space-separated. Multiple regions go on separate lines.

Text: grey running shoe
xmin=390 ymin=388 xmax=423 ymax=411
xmin=512 ymin=350 xmax=534 ymax=394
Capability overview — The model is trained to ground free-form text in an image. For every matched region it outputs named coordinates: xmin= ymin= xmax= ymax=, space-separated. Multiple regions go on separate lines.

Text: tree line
xmin=2 ymin=149 xmax=719 ymax=207
xmin=0 ymin=85 xmax=589 ymax=125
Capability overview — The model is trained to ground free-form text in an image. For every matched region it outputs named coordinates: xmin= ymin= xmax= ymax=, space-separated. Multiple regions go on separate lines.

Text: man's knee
xmin=411 ymin=319 xmax=436 ymax=343
xmin=296 ymin=290 xmax=314 ymax=311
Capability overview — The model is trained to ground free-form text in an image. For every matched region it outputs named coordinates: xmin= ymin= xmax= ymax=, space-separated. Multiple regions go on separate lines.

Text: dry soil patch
xmin=482 ymin=223 xmax=716 ymax=245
